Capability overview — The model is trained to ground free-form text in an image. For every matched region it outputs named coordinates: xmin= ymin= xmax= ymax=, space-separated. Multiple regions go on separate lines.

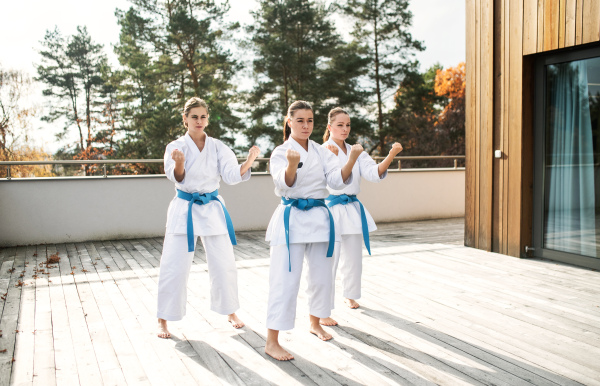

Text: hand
xmin=171 ymin=149 xmax=185 ymax=165
xmin=285 ymin=149 xmax=301 ymax=167
xmin=389 ymin=142 xmax=403 ymax=156
xmin=349 ymin=143 xmax=363 ymax=160
xmin=246 ymin=145 xmax=260 ymax=162
xmin=325 ymin=144 xmax=338 ymax=156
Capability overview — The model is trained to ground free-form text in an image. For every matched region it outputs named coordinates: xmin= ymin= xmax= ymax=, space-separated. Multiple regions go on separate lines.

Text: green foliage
xmin=36 ymin=26 xmax=111 ymax=160
xmin=245 ymin=0 xmax=370 ymax=150
xmin=340 ymin=0 xmax=424 ymax=154
xmin=113 ymin=0 xmax=242 ymax=159
xmin=389 ymin=64 xmax=443 ymax=154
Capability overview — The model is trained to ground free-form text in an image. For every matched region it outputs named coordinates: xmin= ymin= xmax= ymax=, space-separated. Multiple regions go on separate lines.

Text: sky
xmin=0 ymin=0 xmax=466 ymax=152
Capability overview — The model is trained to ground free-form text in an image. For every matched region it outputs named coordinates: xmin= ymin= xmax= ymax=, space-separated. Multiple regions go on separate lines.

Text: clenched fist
xmin=286 ymin=148 xmax=301 ymax=167
xmin=325 ymin=144 xmax=338 ymax=156
xmin=349 ymin=143 xmax=363 ymax=160
xmin=246 ymin=145 xmax=260 ymax=162
xmin=389 ymin=142 xmax=403 ymax=156
xmin=171 ymin=149 xmax=185 ymax=164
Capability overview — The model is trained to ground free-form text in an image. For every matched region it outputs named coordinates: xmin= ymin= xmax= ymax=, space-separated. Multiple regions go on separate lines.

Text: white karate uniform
xmin=323 ymin=139 xmax=387 ymax=308
xmin=157 ymin=133 xmax=250 ymax=321
xmin=265 ymin=137 xmax=352 ymax=331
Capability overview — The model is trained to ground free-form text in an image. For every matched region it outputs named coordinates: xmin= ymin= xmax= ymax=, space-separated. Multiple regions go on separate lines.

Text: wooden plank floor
xmin=1 ymin=218 xmax=599 ymax=385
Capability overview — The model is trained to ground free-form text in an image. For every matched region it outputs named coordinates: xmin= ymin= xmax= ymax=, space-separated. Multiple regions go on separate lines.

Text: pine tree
xmin=114 ymin=0 xmax=242 ymax=159
xmin=37 ymin=26 xmax=110 ymax=164
xmin=246 ymin=0 xmax=369 ymax=150
xmin=341 ymin=0 xmax=424 ymax=154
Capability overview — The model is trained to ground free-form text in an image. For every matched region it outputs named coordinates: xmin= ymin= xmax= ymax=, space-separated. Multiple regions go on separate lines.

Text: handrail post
xmin=6 ymin=165 xmax=11 ymax=180
xmin=103 ymin=165 xmax=107 ymax=178
xmin=454 ymin=159 xmax=457 ymax=169
xmin=398 ymin=160 xmax=402 ymax=171
xmin=267 ymin=160 xmax=270 ymax=173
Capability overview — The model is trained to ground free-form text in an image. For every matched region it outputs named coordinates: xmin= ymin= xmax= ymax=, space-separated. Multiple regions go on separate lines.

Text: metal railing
xmin=1 ymin=155 xmax=465 ymax=179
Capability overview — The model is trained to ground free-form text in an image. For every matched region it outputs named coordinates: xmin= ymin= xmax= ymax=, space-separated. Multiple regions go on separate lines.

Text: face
xmin=184 ymin=107 xmax=209 ymax=135
xmin=288 ymin=109 xmax=314 ymax=142
xmin=328 ymin=113 xmax=351 ymax=141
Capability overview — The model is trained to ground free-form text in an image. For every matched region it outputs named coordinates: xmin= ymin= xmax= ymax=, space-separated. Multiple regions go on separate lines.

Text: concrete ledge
xmin=0 ymin=170 xmax=464 ymax=246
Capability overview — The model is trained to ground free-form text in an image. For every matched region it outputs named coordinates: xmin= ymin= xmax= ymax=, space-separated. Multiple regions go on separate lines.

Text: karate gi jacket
xmin=323 ymin=139 xmax=387 ymax=236
xmin=164 ymin=133 xmax=250 ymax=237
xmin=266 ymin=137 xmax=352 ymax=246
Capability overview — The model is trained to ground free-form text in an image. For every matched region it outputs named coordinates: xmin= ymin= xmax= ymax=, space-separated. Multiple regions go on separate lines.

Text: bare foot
xmin=157 ymin=318 xmax=171 ymax=339
xmin=319 ymin=317 xmax=338 ymax=326
xmin=265 ymin=339 xmax=294 ymax=361
xmin=309 ymin=324 xmax=333 ymax=341
xmin=344 ymin=298 xmax=360 ymax=309
xmin=228 ymin=313 xmax=245 ymax=329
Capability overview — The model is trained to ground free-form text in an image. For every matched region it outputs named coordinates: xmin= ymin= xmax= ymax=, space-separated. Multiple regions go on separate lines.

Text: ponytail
xmin=283 ymin=118 xmax=292 ymax=141
xmin=323 ymin=128 xmax=330 ymax=142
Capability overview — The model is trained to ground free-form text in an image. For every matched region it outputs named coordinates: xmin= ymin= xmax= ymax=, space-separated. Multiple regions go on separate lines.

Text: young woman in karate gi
xmin=157 ymin=97 xmax=260 ymax=339
xmin=319 ymin=107 xmax=403 ymax=327
xmin=264 ymin=100 xmax=363 ymax=361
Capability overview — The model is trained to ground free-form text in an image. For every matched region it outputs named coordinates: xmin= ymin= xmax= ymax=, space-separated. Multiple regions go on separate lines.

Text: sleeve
xmin=217 ymin=141 xmax=249 ymax=185
xmin=270 ymin=146 xmax=297 ymax=193
xmin=164 ymin=141 xmax=186 ymax=184
xmin=320 ymin=145 xmax=352 ymax=190
xmin=358 ymin=152 xmax=387 ymax=183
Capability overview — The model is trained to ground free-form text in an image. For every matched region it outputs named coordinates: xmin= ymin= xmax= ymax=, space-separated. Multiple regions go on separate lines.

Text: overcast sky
xmin=0 ymin=0 xmax=465 ymax=151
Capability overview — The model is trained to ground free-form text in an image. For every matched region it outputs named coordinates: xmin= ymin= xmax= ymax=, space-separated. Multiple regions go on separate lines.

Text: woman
xmin=264 ymin=100 xmax=362 ymax=361
xmin=157 ymin=97 xmax=260 ymax=338
xmin=320 ymin=107 xmax=403 ymax=326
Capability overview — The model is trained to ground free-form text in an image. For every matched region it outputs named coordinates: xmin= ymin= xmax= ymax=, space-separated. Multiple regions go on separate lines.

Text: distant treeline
xmin=1 ymin=0 xmax=465 ymax=176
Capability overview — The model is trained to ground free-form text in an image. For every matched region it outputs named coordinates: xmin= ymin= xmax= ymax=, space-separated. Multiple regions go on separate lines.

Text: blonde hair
xmin=182 ymin=97 xmax=209 ymax=128
xmin=323 ymin=107 xmax=349 ymax=142
xmin=283 ymin=100 xmax=313 ymax=141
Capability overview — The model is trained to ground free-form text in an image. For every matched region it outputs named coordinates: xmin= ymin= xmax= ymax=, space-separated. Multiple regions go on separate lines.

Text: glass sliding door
xmin=534 ymin=47 xmax=600 ymax=269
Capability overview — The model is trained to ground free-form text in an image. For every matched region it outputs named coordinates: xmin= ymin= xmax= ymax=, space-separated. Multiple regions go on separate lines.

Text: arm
xmin=340 ymin=144 xmax=363 ymax=182
xmin=240 ymin=145 xmax=260 ymax=176
xmin=377 ymin=142 xmax=403 ymax=176
xmin=284 ymin=149 xmax=301 ymax=187
xmin=164 ymin=143 xmax=186 ymax=183
xmin=173 ymin=150 xmax=185 ymax=182
xmin=218 ymin=141 xmax=249 ymax=185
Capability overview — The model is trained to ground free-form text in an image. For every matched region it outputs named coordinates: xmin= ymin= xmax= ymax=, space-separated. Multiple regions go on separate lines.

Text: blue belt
xmin=177 ymin=189 xmax=237 ymax=252
xmin=326 ymin=194 xmax=371 ymax=255
xmin=281 ymin=197 xmax=335 ymax=272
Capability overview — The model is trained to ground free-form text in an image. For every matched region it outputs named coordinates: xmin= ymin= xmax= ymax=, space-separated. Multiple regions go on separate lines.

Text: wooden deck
xmin=0 ymin=218 xmax=599 ymax=385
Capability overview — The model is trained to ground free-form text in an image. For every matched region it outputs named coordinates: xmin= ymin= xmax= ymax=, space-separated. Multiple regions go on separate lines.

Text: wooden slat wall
xmin=507 ymin=0 xmax=525 ymax=256
xmin=465 ymin=0 xmax=600 ymax=257
xmin=465 ymin=0 xmax=476 ymax=247
xmin=480 ymin=0 xmax=494 ymax=251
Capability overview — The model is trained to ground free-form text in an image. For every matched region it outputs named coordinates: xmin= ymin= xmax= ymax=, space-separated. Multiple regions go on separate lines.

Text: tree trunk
xmin=373 ymin=8 xmax=385 ymax=155
xmin=283 ymin=64 xmax=289 ymax=111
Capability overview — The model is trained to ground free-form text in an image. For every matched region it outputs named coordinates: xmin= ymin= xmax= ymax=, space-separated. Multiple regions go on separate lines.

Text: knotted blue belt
xmin=281 ymin=197 xmax=335 ymax=272
xmin=326 ymin=194 xmax=371 ymax=255
xmin=177 ymin=189 xmax=237 ymax=252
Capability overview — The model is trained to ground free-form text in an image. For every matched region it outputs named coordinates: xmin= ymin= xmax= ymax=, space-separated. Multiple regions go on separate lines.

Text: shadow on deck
xmin=0 ymin=218 xmax=599 ymax=385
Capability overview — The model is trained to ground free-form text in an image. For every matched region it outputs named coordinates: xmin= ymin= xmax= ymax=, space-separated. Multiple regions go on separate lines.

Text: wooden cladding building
xmin=465 ymin=0 xmax=600 ymax=268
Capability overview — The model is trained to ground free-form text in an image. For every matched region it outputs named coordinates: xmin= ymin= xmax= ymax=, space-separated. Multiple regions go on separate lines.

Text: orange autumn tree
xmin=434 ymin=62 xmax=465 ymax=156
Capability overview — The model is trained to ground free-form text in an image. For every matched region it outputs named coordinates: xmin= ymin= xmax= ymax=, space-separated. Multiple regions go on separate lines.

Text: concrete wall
xmin=0 ymin=170 xmax=464 ymax=246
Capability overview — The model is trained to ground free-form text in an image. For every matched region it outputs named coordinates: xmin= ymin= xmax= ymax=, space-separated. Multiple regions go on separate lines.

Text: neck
xmin=331 ymin=137 xmax=346 ymax=150
xmin=291 ymin=134 xmax=309 ymax=151
xmin=188 ymin=130 xmax=206 ymax=144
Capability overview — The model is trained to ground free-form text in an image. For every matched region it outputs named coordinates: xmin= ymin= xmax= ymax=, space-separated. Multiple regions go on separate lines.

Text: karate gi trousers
xmin=330 ymin=234 xmax=363 ymax=310
xmin=267 ymin=242 xmax=334 ymax=331
xmin=157 ymin=233 xmax=239 ymax=321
